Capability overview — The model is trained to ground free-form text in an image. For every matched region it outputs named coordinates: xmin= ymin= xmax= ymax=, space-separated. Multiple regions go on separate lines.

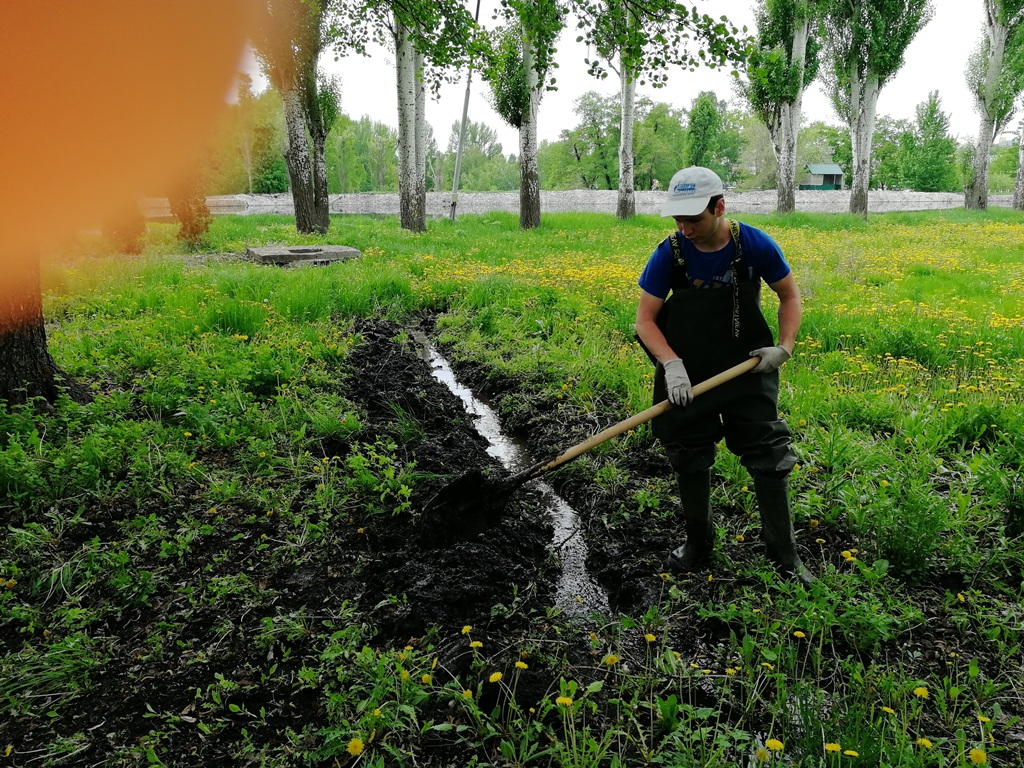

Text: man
xmin=635 ymin=166 xmax=812 ymax=583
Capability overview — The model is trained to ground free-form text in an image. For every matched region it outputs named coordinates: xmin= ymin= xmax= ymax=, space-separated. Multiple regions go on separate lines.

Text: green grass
xmin=5 ymin=208 xmax=1024 ymax=766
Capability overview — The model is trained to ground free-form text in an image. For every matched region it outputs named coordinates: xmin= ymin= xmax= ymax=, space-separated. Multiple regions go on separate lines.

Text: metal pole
xmin=450 ymin=0 xmax=481 ymax=221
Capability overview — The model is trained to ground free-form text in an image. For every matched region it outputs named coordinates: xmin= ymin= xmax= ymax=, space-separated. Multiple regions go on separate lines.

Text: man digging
xmin=635 ymin=166 xmax=813 ymax=583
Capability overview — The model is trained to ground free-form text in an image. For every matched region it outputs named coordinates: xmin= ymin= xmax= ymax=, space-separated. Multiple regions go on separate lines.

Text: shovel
xmin=420 ymin=357 xmax=759 ymax=535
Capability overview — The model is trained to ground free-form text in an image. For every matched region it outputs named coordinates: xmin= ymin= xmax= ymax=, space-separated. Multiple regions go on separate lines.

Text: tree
xmin=904 ymin=91 xmax=958 ymax=192
xmin=486 ymin=0 xmax=564 ymax=230
xmin=1016 ymin=114 xmax=1024 ymax=209
xmin=633 ymin=102 xmax=689 ymax=191
xmin=870 ymin=115 xmax=914 ymax=190
xmin=820 ymin=0 xmax=933 ymax=217
xmin=560 ymin=91 xmax=621 ymax=189
xmin=799 ymin=120 xmax=852 ymax=181
xmin=685 ymin=91 xmax=721 ymax=169
xmin=254 ymin=0 xmax=334 ymax=234
xmin=572 ymin=0 xmax=749 ymax=218
xmin=965 ymin=0 xmax=1024 ymax=209
xmin=743 ymin=0 xmax=823 ymax=212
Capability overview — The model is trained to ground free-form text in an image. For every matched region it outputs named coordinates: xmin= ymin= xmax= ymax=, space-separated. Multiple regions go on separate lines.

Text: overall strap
xmin=728 ymin=219 xmax=744 ymax=338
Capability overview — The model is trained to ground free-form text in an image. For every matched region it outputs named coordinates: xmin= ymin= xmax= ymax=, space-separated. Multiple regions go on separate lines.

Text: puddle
xmin=415 ymin=335 xmax=611 ymax=619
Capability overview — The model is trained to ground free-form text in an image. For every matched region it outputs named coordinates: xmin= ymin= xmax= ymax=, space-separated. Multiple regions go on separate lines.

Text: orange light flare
xmin=1 ymin=1 xmax=264 ymax=323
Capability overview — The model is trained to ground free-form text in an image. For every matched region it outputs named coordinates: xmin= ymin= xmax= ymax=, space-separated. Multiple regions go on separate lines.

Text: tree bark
xmin=396 ymin=21 xmax=426 ymax=232
xmin=966 ymin=5 xmax=1010 ymax=210
xmin=0 ymin=257 xmax=91 ymax=409
xmin=519 ymin=37 xmax=542 ymax=230
xmin=280 ymin=84 xmax=319 ymax=233
xmin=1015 ymin=116 xmax=1024 ymax=210
xmin=616 ymin=58 xmax=636 ymax=220
xmin=774 ymin=15 xmax=810 ymax=214
xmin=848 ymin=69 xmax=879 ymax=218
xmin=310 ymin=127 xmax=331 ymax=232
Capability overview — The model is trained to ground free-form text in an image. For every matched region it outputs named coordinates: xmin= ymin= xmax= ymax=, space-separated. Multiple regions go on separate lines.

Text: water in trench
xmin=415 ymin=337 xmax=611 ymax=619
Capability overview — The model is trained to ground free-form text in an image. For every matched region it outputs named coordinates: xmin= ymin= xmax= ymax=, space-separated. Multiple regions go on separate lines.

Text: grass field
xmin=2 ymin=209 xmax=1023 ymax=766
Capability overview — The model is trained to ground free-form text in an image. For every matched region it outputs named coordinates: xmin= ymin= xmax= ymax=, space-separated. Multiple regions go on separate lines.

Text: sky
xmin=249 ymin=0 xmax=994 ymax=156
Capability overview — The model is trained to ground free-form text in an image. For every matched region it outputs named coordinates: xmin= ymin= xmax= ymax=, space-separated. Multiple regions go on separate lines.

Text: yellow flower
xmin=421 ymin=674 xmax=431 ymax=684
xmin=515 ymin=661 xmax=528 ymax=670
xmin=843 ymin=750 xmax=859 ymax=757
xmin=373 ymin=708 xmax=381 ymax=717
xmin=761 ymin=662 xmax=774 ymax=671
xmin=184 ymin=431 xmax=192 ymax=437
xmin=882 ymin=706 xmax=895 ymax=714
xmin=347 ymin=738 xmax=364 ymax=756
xmin=400 ymin=669 xmax=409 ymax=681
xmin=913 ymin=686 xmax=929 ymax=699
xmin=726 ymin=667 xmax=738 ymax=675
xmin=556 ymin=695 xmax=574 ymax=707
xmin=957 ymin=593 xmax=966 ymax=602
xmin=766 ymin=738 xmax=784 ymax=751
xmin=489 ymin=672 xmax=503 ymax=683
xmin=793 ymin=631 xmax=806 ymax=638
xmin=603 ymin=654 xmax=620 ymax=666
xmin=469 ymin=640 xmax=482 ymax=648
xmin=916 ymin=737 xmax=933 ymax=749
xmin=461 ymin=625 xmax=472 ymax=634
xmin=809 ymin=519 xmax=820 ymax=527
xmin=969 ymin=748 xmax=987 ymax=764
xmin=461 ymin=689 xmax=473 ymax=699
xmin=978 ymin=714 xmax=991 ymax=723
xmin=816 ymin=538 xmax=826 ymax=544
xmin=644 ymin=633 xmax=657 ymax=642
xmin=825 ymin=743 xmax=841 ymax=752
xmin=755 ymin=748 xmax=770 ymax=762
xmin=736 ymin=534 xmax=745 ymax=542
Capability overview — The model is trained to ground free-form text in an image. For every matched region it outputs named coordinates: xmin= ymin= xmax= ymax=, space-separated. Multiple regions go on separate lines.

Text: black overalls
xmin=651 ymin=222 xmax=797 ymax=480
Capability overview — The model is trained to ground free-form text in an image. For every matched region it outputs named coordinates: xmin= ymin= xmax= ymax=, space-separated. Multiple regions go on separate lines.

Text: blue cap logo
xmin=673 ymin=182 xmax=697 ymax=195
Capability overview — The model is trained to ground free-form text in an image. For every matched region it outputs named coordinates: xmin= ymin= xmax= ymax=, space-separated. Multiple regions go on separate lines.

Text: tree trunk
xmin=967 ymin=4 xmax=1010 ymax=210
xmin=414 ymin=49 xmax=427 ymax=219
xmin=519 ymin=37 xmax=542 ymax=230
xmin=616 ymin=58 xmax=636 ymax=220
xmin=0 ymin=257 xmax=90 ymax=409
xmin=310 ymin=129 xmax=330 ymax=233
xmin=848 ymin=71 xmax=879 ymax=218
xmin=396 ymin=21 xmax=426 ymax=232
xmin=280 ymin=84 xmax=319 ymax=233
xmin=1014 ymin=116 xmax=1024 ymax=210
xmin=967 ymin=114 xmax=997 ymax=210
xmin=774 ymin=15 xmax=809 ymax=214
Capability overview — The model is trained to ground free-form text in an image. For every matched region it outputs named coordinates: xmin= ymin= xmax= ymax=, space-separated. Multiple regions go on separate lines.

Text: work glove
xmin=750 ymin=345 xmax=792 ymax=373
xmin=662 ymin=358 xmax=693 ymax=406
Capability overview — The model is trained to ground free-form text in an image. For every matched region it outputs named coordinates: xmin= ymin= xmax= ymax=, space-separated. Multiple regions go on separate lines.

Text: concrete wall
xmin=143 ymin=189 xmax=1016 ymax=219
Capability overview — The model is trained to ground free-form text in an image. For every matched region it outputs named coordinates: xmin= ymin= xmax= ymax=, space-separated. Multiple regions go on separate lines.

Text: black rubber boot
xmin=666 ymin=470 xmax=715 ymax=573
xmin=754 ymin=475 xmax=814 ymax=584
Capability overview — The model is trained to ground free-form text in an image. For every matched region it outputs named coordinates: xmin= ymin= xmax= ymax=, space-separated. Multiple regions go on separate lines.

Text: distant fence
xmin=143 ymin=189 xmax=1016 ymax=219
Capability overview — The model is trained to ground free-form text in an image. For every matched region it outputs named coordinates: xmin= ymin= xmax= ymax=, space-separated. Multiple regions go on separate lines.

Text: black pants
xmin=654 ymin=368 xmax=796 ymax=480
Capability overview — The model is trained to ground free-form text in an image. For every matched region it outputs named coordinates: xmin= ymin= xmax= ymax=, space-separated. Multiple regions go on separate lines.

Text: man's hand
xmin=750 ymin=346 xmax=792 ymax=373
xmin=662 ymin=358 xmax=693 ymax=406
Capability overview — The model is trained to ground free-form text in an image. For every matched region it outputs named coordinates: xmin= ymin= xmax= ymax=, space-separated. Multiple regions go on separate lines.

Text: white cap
xmin=660 ymin=166 xmax=724 ymax=217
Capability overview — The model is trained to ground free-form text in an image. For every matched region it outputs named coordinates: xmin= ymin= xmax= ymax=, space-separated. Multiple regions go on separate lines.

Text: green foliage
xmin=167 ymin=171 xmax=212 ymax=249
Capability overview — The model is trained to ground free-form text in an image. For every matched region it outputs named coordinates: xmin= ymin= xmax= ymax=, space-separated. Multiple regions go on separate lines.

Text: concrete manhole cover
xmin=244 ymin=245 xmax=361 ymax=267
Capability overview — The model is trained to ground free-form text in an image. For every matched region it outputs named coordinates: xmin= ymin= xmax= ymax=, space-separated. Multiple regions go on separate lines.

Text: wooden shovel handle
xmin=520 ymin=356 xmax=760 ymax=481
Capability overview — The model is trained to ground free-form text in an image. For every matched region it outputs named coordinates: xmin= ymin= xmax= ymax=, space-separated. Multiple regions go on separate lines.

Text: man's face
xmin=673 ymin=205 xmax=719 ymax=245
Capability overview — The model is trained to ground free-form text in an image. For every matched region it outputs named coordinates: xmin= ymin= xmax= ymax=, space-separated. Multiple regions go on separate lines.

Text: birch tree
xmin=254 ymin=0 xmax=334 ymax=234
xmin=743 ymin=0 xmax=823 ymax=213
xmin=820 ymin=0 xmax=933 ymax=217
xmin=573 ymin=0 xmax=749 ymax=218
xmin=1016 ymin=112 xmax=1024 ymax=209
xmin=487 ymin=0 xmax=565 ymax=230
xmin=964 ymin=0 xmax=1024 ymax=210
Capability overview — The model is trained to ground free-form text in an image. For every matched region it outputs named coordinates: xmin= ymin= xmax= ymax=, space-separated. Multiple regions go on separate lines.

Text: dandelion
xmin=825 ymin=743 xmax=841 ymax=752
xmin=644 ymin=633 xmax=657 ymax=643
xmin=755 ymin=747 xmax=770 ymax=762
xmin=515 ymin=661 xmax=528 ymax=670
xmin=882 ymin=706 xmax=896 ymax=715
xmin=736 ymin=534 xmax=745 ymax=542
xmin=809 ymin=519 xmax=820 ymax=528
xmin=726 ymin=667 xmax=738 ymax=675
xmin=461 ymin=625 xmax=472 ymax=634
xmin=461 ymin=689 xmax=473 ymax=699
xmin=916 ymin=737 xmax=933 ymax=749
xmin=913 ymin=686 xmax=929 ymax=699
xmin=4 ymin=579 xmax=15 ymax=589
xmin=373 ymin=708 xmax=381 ymax=717
xmin=880 ymin=480 xmax=890 ymax=487
xmin=766 ymin=738 xmax=784 ymax=752
xmin=470 ymin=640 xmax=482 ymax=649
xmin=793 ymin=631 xmax=806 ymax=638
xmin=957 ymin=593 xmax=966 ymax=602
xmin=489 ymin=672 xmax=503 ymax=683
xmin=969 ymin=748 xmax=987 ymax=764
xmin=184 ymin=431 xmax=192 ymax=437
xmin=556 ymin=695 xmax=574 ymax=707
xmin=843 ymin=750 xmax=859 ymax=757
xmin=603 ymin=654 xmax=620 ymax=666
xmin=978 ymin=715 xmax=991 ymax=723
xmin=762 ymin=662 xmax=774 ymax=671
xmin=816 ymin=538 xmax=826 ymax=544
xmin=347 ymin=738 xmax=364 ymax=756
xmin=421 ymin=674 xmax=431 ymax=684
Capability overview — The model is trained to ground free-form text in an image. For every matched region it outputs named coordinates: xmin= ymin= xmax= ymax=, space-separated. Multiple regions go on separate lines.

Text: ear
xmin=715 ymin=198 xmax=727 ymax=216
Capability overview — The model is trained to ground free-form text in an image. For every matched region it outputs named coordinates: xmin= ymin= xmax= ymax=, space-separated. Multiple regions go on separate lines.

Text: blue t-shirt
xmin=638 ymin=221 xmax=790 ymax=299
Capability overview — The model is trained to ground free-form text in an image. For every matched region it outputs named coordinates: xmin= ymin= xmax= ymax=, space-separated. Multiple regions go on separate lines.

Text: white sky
xmin=250 ymin=0 xmax=997 ymax=155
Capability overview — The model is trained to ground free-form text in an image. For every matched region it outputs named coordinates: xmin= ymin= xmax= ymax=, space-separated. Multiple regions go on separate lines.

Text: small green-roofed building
xmin=800 ymin=163 xmax=844 ymax=190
